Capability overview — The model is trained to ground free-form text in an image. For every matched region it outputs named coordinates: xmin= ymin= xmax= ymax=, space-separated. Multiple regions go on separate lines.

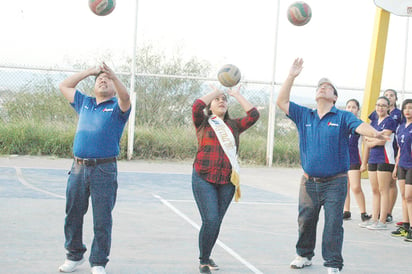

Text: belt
xmin=75 ymin=157 xmax=116 ymax=166
xmin=304 ymin=172 xmax=347 ymax=183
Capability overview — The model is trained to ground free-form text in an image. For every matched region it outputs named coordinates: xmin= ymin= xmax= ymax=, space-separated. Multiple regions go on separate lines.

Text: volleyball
xmin=89 ymin=0 xmax=116 ymax=16
xmin=217 ymin=64 xmax=241 ymax=87
xmin=287 ymin=1 xmax=312 ymax=26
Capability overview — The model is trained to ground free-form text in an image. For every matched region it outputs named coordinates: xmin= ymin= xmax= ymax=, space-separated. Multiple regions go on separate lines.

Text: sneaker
xmin=361 ymin=213 xmax=372 ymax=222
xmin=290 ymin=255 xmax=312 ymax=269
xmin=404 ymin=230 xmax=412 ymax=242
xmin=199 ymin=264 xmax=211 ymax=274
xmin=396 ymin=221 xmax=404 ymax=227
xmin=359 ymin=220 xmax=376 ymax=228
xmin=391 ymin=227 xmax=408 ymax=237
xmin=208 ymin=259 xmax=219 ymax=270
xmin=91 ymin=266 xmax=106 ymax=274
xmin=386 ymin=214 xmax=393 ymax=223
xmin=58 ymin=258 xmax=85 ymax=273
xmin=327 ymin=267 xmax=340 ymax=274
xmin=343 ymin=211 xmax=351 ymax=220
xmin=367 ymin=221 xmax=388 ymax=230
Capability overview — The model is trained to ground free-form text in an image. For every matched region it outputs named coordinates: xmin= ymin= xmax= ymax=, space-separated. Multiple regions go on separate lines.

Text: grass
xmin=0 ymin=122 xmax=300 ymax=166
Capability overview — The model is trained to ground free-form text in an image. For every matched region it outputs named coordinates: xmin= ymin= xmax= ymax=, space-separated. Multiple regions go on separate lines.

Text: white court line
xmin=153 ymin=194 xmax=264 ymax=274
xmin=166 ymin=199 xmax=296 ymax=206
xmin=15 ymin=167 xmax=65 ymax=199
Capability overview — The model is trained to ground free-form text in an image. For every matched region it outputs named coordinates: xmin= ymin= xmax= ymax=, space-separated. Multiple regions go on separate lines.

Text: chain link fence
xmin=0 ymin=65 xmax=302 ymax=166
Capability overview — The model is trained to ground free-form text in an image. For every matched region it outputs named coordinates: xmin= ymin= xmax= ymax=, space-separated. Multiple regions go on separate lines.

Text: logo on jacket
xmin=103 ymin=108 xmax=114 ymax=112
xmin=328 ymin=122 xmax=339 ymax=127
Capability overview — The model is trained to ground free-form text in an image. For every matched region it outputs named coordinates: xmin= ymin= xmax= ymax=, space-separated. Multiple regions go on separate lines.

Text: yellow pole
xmin=361 ymin=7 xmax=390 ymax=122
xmin=361 ymin=7 xmax=390 ymax=179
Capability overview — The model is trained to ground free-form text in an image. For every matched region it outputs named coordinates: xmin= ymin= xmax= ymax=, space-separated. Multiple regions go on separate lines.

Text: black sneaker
xmin=386 ymin=214 xmax=393 ymax=223
xmin=361 ymin=213 xmax=372 ymax=222
xmin=343 ymin=211 xmax=351 ymax=220
xmin=391 ymin=227 xmax=408 ymax=237
xmin=404 ymin=230 xmax=412 ymax=242
xmin=199 ymin=264 xmax=211 ymax=274
xmin=208 ymin=259 xmax=219 ymax=270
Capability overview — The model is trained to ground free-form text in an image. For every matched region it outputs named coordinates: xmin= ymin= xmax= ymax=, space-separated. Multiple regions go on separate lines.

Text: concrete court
xmin=0 ymin=155 xmax=410 ymax=274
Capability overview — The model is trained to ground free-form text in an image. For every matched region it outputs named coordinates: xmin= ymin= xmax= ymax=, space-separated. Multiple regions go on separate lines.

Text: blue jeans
xmin=296 ymin=175 xmax=347 ymax=270
xmin=64 ymin=161 xmax=118 ymax=267
xmin=192 ymin=169 xmax=235 ymax=264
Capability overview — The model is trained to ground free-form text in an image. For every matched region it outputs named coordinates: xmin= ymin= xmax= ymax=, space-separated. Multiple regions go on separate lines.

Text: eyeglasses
xmin=375 ymin=104 xmax=389 ymax=108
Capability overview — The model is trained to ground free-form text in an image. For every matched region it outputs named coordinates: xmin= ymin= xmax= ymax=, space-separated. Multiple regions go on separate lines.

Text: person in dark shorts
xmin=392 ymin=99 xmax=412 ymax=240
xmin=361 ymin=96 xmax=397 ymax=230
xmin=343 ymin=99 xmax=371 ymax=222
xmin=368 ymin=89 xmax=402 ymax=223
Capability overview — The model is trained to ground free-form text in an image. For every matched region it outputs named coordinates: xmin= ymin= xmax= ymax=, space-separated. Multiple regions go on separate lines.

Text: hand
xmin=88 ymin=65 xmax=101 ymax=76
xmin=208 ymin=84 xmax=225 ymax=96
xmin=374 ymin=131 xmax=391 ymax=141
xmin=290 ymin=58 xmax=304 ymax=78
xmin=360 ymin=163 xmax=367 ymax=173
xmin=99 ymin=62 xmax=117 ymax=80
xmin=227 ymin=85 xmax=241 ymax=98
xmin=392 ymin=168 xmax=398 ymax=180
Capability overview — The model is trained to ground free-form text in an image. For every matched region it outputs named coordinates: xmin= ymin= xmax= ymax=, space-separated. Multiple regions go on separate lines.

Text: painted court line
xmin=153 ymin=194 xmax=264 ymax=274
xmin=15 ymin=167 xmax=65 ymax=199
xmin=167 ymin=199 xmax=296 ymax=206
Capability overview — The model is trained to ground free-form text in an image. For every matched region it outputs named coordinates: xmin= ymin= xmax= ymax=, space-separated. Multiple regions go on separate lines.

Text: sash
xmin=208 ymin=115 xmax=241 ymax=202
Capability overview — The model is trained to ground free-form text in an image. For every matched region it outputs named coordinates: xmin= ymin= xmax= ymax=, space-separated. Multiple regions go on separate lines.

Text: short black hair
xmin=95 ymin=71 xmax=104 ymax=82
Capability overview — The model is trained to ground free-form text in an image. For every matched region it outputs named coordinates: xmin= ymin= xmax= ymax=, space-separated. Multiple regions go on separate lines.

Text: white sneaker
xmin=290 ymin=255 xmax=312 ymax=269
xmin=367 ymin=221 xmax=388 ymax=230
xmin=327 ymin=267 xmax=340 ymax=273
xmin=359 ymin=220 xmax=376 ymax=228
xmin=91 ymin=266 xmax=106 ymax=274
xmin=58 ymin=258 xmax=85 ymax=272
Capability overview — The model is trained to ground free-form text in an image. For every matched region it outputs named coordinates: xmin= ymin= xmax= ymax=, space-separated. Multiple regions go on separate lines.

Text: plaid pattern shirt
xmin=192 ymin=99 xmax=260 ymax=184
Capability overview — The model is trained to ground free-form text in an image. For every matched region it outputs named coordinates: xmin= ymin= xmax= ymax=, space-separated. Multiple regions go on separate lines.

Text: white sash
xmin=208 ymin=115 xmax=241 ymax=201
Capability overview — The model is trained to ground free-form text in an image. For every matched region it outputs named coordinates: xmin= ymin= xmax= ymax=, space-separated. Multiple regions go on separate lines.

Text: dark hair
xmin=95 ymin=71 xmax=104 ymax=82
xmin=376 ymin=96 xmax=391 ymax=115
xmin=377 ymin=96 xmax=390 ymax=105
xmin=384 ymin=89 xmax=398 ymax=101
xmin=346 ymin=98 xmax=360 ymax=109
xmin=401 ymin=99 xmax=412 ymax=118
xmin=197 ymin=103 xmax=240 ymax=151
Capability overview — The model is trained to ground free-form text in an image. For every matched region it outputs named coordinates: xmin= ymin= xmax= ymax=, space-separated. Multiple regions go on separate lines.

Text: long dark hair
xmin=384 ymin=89 xmax=398 ymax=108
xmin=197 ymin=103 xmax=240 ymax=151
xmin=401 ymin=99 xmax=412 ymax=119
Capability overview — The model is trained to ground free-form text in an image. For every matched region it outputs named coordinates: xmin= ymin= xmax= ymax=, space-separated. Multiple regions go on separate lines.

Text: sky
xmin=1 ymin=0 xmax=412 ymax=103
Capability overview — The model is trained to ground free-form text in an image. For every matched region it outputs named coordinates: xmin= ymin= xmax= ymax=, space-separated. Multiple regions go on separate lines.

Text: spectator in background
xmin=368 ymin=89 xmax=402 ymax=223
xmin=392 ymin=99 xmax=412 ymax=241
xmin=361 ymin=96 xmax=397 ymax=230
xmin=343 ymin=99 xmax=371 ymax=223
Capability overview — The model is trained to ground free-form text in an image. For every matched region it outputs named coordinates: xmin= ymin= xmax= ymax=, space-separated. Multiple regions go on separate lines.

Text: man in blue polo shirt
xmin=276 ymin=58 xmax=388 ymax=274
xmin=58 ymin=62 xmax=131 ymax=274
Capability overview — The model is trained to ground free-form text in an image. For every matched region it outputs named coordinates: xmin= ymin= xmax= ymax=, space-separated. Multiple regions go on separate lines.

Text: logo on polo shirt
xmin=328 ymin=122 xmax=339 ymax=127
xmin=103 ymin=108 xmax=114 ymax=112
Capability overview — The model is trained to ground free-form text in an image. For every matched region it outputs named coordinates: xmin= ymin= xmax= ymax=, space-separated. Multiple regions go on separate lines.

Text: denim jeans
xmin=192 ymin=169 xmax=235 ymax=264
xmin=64 ymin=160 xmax=118 ymax=267
xmin=296 ymin=175 xmax=347 ymax=270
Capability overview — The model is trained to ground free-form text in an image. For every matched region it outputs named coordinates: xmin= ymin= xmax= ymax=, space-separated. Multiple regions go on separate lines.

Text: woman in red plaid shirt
xmin=192 ymin=85 xmax=259 ymax=274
